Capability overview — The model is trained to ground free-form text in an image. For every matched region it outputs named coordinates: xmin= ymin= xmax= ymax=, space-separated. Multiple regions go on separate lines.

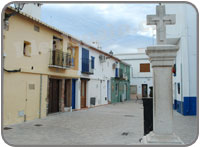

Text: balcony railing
xmin=115 ymin=68 xmax=127 ymax=80
xmin=82 ymin=58 xmax=94 ymax=74
xmin=49 ymin=49 xmax=74 ymax=69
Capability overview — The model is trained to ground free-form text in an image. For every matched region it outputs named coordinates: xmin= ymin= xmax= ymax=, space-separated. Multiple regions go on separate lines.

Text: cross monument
xmin=142 ymin=4 xmax=183 ymax=144
xmin=147 ymin=5 xmax=175 ymax=44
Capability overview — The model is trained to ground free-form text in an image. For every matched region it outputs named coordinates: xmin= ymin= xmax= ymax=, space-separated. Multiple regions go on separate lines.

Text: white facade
xmin=165 ymin=3 xmax=197 ymax=115
xmin=22 ymin=3 xmax=42 ymax=19
xmin=115 ymin=49 xmax=153 ymax=98
xmin=77 ymin=45 xmax=117 ymax=108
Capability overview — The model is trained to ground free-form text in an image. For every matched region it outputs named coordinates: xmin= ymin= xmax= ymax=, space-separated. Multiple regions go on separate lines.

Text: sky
xmin=41 ymin=3 xmax=156 ymax=54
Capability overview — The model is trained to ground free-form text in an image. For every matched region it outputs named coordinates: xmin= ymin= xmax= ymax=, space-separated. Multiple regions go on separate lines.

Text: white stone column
xmin=75 ymin=78 xmax=81 ymax=110
xmin=142 ymin=45 xmax=183 ymax=144
xmin=153 ymin=66 xmax=173 ymax=134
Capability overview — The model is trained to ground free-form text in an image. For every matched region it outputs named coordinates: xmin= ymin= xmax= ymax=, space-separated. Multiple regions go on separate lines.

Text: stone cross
xmin=147 ymin=5 xmax=176 ymax=44
xmin=143 ymin=4 xmax=183 ymax=144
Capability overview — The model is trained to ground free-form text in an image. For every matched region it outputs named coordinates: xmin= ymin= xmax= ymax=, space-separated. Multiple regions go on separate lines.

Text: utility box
xmin=142 ymin=97 xmax=153 ymax=135
xmin=90 ymin=97 xmax=96 ymax=106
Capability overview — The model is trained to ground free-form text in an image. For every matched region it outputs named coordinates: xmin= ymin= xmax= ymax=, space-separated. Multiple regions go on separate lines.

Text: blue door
xmin=71 ymin=79 xmax=76 ymax=109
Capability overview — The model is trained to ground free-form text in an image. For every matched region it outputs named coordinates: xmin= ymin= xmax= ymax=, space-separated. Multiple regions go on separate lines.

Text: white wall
xmin=115 ymin=52 xmax=153 ymax=96
xmin=165 ymin=3 xmax=197 ymax=101
xmin=22 ymin=3 xmax=42 ymax=19
xmin=132 ymin=77 xmax=153 ymax=95
xmin=78 ymin=45 xmax=117 ymax=107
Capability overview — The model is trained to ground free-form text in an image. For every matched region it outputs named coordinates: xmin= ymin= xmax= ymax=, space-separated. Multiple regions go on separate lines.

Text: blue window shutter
xmin=82 ymin=48 xmax=89 ymax=72
xmin=115 ymin=68 xmax=118 ymax=77
xmin=91 ymin=56 xmax=95 ymax=69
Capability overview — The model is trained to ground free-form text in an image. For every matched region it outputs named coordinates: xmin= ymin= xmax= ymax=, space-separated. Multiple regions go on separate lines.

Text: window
xmin=115 ymin=68 xmax=119 ymax=77
xmin=23 ymin=41 xmax=31 ymax=57
xmin=53 ymin=36 xmax=63 ymax=50
xmin=82 ymin=48 xmax=89 ymax=73
xmin=91 ymin=56 xmax=95 ymax=69
xmin=177 ymin=83 xmax=180 ymax=94
xmin=67 ymin=46 xmax=76 ymax=66
xmin=34 ymin=25 xmax=40 ymax=32
xmin=140 ymin=63 xmax=150 ymax=72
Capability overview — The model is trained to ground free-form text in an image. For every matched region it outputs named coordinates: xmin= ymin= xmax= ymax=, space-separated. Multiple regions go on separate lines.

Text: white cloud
xmin=42 ymin=3 xmax=157 ymax=53
xmin=137 ymin=21 xmax=156 ymax=37
xmin=105 ymin=44 xmax=138 ymax=54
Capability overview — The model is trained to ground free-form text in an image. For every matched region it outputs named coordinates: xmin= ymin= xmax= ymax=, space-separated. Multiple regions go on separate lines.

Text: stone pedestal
xmin=142 ymin=45 xmax=183 ymax=144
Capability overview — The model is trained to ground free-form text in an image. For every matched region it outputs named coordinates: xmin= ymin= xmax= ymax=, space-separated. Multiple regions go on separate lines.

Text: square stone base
xmin=142 ymin=131 xmax=184 ymax=145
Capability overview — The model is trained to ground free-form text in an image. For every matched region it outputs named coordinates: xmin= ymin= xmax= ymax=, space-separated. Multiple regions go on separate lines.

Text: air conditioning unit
xmin=99 ymin=54 xmax=106 ymax=63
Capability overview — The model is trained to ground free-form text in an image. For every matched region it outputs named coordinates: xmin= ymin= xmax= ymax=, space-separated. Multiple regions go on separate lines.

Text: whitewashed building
xmin=165 ymin=3 xmax=197 ymax=115
xmin=115 ymin=48 xmax=153 ymax=99
xmin=21 ymin=3 xmax=42 ymax=19
xmin=76 ymin=44 xmax=120 ymax=109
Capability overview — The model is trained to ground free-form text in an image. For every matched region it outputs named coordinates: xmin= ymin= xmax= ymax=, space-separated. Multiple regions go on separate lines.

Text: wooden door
xmin=25 ymin=82 xmax=38 ymax=121
xmin=81 ymin=80 xmax=87 ymax=108
xmin=142 ymin=84 xmax=148 ymax=97
xmin=48 ymin=79 xmax=60 ymax=114
xmin=64 ymin=79 xmax=71 ymax=107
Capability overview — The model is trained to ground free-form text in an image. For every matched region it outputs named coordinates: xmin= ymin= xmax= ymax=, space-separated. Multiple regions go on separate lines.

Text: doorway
xmin=25 ymin=82 xmax=38 ymax=121
xmin=124 ymin=84 xmax=127 ymax=100
xmin=48 ymin=79 xmax=60 ymax=114
xmin=81 ymin=79 xmax=87 ymax=108
xmin=142 ymin=84 xmax=148 ymax=97
xmin=107 ymin=80 xmax=110 ymax=102
xmin=64 ymin=79 xmax=71 ymax=108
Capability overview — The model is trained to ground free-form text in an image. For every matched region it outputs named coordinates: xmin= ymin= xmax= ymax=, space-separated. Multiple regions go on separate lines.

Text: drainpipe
xmin=39 ymin=74 xmax=42 ymax=118
xmin=180 ymin=63 xmax=183 ymax=114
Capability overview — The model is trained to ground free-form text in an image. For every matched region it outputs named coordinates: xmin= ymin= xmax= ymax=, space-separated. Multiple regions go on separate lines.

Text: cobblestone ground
xmin=2 ymin=100 xmax=198 ymax=145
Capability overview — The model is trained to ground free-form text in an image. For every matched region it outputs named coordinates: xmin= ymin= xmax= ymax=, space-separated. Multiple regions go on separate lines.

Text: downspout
xmin=39 ymin=74 xmax=42 ymax=118
xmin=180 ymin=63 xmax=183 ymax=114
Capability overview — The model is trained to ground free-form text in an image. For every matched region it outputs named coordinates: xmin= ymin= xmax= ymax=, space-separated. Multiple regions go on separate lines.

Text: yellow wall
xmin=3 ymin=10 xmax=80 ymax=125
xmin=4 ymin=12 xmax=79 ymax=77
xmin=3 ymin=72 xmax=48 ymax=125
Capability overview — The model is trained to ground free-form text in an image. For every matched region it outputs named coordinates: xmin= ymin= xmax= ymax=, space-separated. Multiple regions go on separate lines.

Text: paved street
xmin=2 ymin=100 xmax=198 ymax=145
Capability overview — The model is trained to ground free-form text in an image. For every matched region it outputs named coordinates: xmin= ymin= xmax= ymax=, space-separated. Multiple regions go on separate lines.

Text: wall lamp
xmin=4 ymin=3 xmax=25 ymax=22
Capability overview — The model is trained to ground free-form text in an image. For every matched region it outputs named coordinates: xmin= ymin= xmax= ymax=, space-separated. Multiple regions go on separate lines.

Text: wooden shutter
xmin=140 ymin=63 xmax=150 ymax=72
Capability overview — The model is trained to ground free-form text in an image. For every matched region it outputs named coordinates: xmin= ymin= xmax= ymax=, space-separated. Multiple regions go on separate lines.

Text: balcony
xmin=82 ymin=58 xmax=94 ymax=74
xmin=115 ymin=68 xmax=127 ymax=80
xmin=49 ymin=49 xmax=74 ymax=69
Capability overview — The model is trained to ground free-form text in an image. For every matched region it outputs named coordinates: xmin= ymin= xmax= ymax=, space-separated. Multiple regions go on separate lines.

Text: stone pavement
xmin=2 ymin=100 xmax=198 ymax=145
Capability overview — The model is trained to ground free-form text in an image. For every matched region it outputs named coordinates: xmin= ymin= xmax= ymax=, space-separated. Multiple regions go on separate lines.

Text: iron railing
xmin=49 ymin=49 xmax=74 ymax=69
xmin=116 ymin=68 xmax=127 ymax=79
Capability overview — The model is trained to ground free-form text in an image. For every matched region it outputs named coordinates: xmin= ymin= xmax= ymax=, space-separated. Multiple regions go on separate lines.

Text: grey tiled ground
xmin=2 ymin=100 xmax=198 ymax=145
